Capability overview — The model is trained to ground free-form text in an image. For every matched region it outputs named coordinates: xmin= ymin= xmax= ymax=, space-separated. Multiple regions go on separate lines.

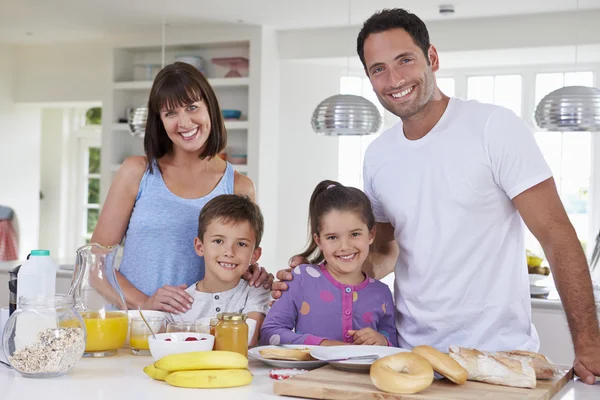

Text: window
xmin=338 ymin=76 xmax=384 ymax=188
xmin=76 ymin=107 xmax=102 ymax=245
xmin=437 ymin=77 xmax=455 ymax=97
xmin=467 ymin=74 xmax=522 ymax=116
xmin=526 ymin=72 xmax=595 ymax=256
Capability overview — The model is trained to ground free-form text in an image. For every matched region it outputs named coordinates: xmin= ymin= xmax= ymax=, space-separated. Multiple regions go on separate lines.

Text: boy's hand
xmin=242 ymin=263 xmax=274 ymax=289
xmin=347 ymin=328 xmax=388 ymax=346
xmin=142 ymin=284 xmax=193 ymax=314
xmin=271 ymin=255 xmax=308 ymax=300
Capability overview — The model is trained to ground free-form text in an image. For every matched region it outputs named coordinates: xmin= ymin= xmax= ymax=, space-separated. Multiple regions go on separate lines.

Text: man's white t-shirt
xmin=363 ymin=98 xmax=552 ymax=353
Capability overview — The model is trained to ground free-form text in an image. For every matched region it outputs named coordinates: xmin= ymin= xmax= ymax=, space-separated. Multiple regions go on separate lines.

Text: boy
xmin=175 ymin=194 xmax=270 ymax=346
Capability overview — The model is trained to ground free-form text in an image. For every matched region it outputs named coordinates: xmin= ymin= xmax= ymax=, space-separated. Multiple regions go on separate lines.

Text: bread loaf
xmin=448 ymin=345 xmax=536 ymax=389
xmin=497 ymin=350 xmax=559 ymax=379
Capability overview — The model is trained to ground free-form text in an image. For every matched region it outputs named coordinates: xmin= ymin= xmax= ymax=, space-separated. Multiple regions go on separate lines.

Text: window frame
xmin=75 ymin=127 xmax=102 ymax=247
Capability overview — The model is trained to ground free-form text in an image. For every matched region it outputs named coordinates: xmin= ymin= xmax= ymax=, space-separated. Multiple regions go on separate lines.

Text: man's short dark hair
xmin=357 ymin=8 xmax=431 ymax=70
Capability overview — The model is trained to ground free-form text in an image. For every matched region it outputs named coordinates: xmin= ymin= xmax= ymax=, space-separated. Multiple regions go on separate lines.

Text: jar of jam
xmin=214 ymin=312 xmax=248 ymax=357
xmin=209 ymin=318 xmax=218 ymax=336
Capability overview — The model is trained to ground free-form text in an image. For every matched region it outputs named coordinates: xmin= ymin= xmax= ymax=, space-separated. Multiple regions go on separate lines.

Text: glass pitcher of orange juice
xmin=69 ymin=243 xmax=128 ymax=357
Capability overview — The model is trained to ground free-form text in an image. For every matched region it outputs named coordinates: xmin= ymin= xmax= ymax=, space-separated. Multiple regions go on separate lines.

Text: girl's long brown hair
xmin=295 ymin=180 xmax=376 ymax=265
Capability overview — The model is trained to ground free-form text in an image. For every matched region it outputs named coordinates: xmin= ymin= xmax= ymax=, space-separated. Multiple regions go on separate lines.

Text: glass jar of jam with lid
xmin=214 ymin=312 xmax=248 ymax=357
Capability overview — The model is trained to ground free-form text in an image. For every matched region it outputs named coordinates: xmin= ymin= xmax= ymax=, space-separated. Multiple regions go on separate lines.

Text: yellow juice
xmin=130 ymin=335 xmax=149 ymax=350
xmin=81 ymin=311 xmax=129 ymax=352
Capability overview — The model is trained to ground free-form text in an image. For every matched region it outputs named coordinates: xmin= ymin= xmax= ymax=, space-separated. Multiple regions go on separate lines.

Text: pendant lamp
xmin=534 ymin=0 xmax=600 ymax=132
xmin=534 ymin=86 xmax=600 ymax=132
xmin=311 ymin=94 xmax=382 ymax=136
xmin=310 ymin=0 xmax=382 ymax=136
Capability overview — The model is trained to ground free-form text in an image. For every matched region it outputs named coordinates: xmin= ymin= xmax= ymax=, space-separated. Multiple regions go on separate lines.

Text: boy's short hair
xmin=197 ymin=194 xmax=264 ymax=247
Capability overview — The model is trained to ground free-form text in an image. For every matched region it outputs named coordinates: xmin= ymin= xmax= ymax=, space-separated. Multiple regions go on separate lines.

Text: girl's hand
xmin=347 ymin=328 xmax=389 ymax=346
xmin=141 ymin=284 xmax=193 ymax=314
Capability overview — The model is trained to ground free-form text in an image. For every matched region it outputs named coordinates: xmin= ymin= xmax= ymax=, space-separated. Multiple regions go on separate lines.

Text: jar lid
xmin=217 ymin=312 xmax=247 ymax=321
xmin=209 ymin=318 xmax=219 ymax=325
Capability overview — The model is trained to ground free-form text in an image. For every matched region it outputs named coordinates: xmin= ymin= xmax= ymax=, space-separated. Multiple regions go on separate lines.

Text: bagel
xmin=370 ymin=352 xmax=434 ymax=394
xmin=412 ymin=345 xmax=468 ymax=384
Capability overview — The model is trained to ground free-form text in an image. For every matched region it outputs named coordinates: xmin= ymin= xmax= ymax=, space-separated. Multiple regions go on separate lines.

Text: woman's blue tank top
xmin=118 ymin=162 xmax=235 ymax=296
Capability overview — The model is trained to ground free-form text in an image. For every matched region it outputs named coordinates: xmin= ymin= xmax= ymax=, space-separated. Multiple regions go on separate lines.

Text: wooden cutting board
xmin=273 ymin=364 xmax=573 ymax=400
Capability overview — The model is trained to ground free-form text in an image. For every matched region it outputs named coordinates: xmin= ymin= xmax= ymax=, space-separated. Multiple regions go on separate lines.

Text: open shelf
xmin=114 ymin=77 xmax=250 ymax=90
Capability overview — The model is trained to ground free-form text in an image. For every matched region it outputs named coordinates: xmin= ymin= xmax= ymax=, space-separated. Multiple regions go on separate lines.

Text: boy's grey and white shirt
xmin=177 ymin=279 xmax=270 ymax=322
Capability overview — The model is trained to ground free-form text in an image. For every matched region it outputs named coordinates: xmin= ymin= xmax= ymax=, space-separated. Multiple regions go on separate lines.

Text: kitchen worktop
xmin=0 ymin=259 xmax=75 ymax=278
xmin=0 ymin=349 xmax=597 ymax=399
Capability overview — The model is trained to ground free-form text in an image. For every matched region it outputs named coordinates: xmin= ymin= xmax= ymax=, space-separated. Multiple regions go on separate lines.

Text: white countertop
xmin=0 ymin=349 xmax=598 ymax=399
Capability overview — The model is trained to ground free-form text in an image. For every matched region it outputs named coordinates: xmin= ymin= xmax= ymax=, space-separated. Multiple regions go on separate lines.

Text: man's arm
xmin=363 ymin=222 xmax=399 ymax=280
xmin=513 ymin=177 xmax=600 ymax=382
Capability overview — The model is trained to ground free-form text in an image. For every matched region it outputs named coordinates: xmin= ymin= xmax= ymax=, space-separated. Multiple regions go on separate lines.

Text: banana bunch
xmin=143 ymin=351 xmax=253 ymax=389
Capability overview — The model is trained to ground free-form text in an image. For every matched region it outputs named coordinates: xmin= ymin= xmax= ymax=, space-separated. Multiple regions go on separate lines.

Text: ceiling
xmin=1 ymin=0 xmax=600 ymax=45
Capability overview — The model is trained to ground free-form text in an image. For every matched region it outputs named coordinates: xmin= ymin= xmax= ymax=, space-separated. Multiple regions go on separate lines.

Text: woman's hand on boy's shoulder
xmin=242 ymin=263 xmax=274 ymax=290
xmin=270 ymin=255 xmax=308 ymax=300
xmin=142 ymin=284 xmax=193 ymax=314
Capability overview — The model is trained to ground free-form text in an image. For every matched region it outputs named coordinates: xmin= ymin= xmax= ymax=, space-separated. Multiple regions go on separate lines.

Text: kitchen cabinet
xmin=531 ymin=299 xmax=600 ymax=366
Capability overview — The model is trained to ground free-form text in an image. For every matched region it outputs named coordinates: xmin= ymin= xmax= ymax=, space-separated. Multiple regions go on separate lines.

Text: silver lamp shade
xmin=128 ymin=107 xmax=148 ymax=138
xmin=311 ymin=94 xmax=382 ymax=136
xmin=534 ymin=86 xmax=600 ymax=132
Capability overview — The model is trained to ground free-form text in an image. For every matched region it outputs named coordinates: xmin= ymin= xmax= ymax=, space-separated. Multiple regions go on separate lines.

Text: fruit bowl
xmin=148 ymin=332 xmax=214 ymax=361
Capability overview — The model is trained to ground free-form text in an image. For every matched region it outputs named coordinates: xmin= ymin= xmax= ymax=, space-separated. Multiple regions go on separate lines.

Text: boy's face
xmin=194 ymin=218 xmax=261 ymax=283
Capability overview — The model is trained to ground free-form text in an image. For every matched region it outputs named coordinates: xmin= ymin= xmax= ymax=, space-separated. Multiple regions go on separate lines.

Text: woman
xmin=92 ymin=62 xmax=271 ymax=314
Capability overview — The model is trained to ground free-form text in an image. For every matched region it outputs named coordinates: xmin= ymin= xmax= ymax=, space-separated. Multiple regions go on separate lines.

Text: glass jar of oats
xmin=2 ymin=294 xmax=86 ymax=378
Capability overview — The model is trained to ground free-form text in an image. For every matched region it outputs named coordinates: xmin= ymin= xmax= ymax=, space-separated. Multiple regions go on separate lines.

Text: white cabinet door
xmin=531 ymin=307 xmax=574 ymax=365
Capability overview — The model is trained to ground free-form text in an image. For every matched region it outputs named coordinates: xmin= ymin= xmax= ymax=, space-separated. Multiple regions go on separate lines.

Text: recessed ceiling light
xmin=439 ymin=4 xmax=455 ymax=15
xmin=25 ymin=32 xmax=33 ymax=36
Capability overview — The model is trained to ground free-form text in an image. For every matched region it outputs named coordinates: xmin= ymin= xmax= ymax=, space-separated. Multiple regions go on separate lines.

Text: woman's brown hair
xmin=296 ymin=180 xmax=376 ymax=265
xmin=144 ymin=62 xmax=226 ymax=172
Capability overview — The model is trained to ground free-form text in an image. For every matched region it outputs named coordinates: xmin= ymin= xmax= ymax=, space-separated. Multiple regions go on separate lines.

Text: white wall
xmin=0 ymin=45 xmax=41 ymax=259
xmin=278 ymin=10 xmax=600 ymax=61
xmin=273 ymin=61 xmax=341 ymax=268
xmin=14 ymin=42 xmax=111 ymax=103
xmin=250 ymin=26 xmax=281 ymax=272
xmin=38 ymin=109 xmax=66 ymax=259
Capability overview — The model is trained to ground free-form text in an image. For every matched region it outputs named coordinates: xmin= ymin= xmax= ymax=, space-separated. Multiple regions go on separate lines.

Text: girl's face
xmin=314 ymin=209 xmax=375 ymax=280
xmin=160 ymin=100 xmax=211 ymax=154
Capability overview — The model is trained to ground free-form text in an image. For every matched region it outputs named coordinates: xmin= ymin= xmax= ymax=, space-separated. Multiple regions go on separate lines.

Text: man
xmin=272 ymin=8 xmax=600 ymax=384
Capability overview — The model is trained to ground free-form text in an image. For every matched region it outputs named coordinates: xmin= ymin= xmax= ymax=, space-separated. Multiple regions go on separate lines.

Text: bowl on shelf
xmin=222 ymin=109 xmax=242 ymax=119
xmin=148 ymin=332 xmax=214 ymax=361
xmin=128 ymin=107 xmax=148 ymax=137
xmin=211 ymin=57 xmax=249 ymax=78
xmin=175 ymin=55 xmax=204 ymax=72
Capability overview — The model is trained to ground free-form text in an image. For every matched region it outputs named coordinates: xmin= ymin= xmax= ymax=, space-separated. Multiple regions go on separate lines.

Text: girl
xmin=260 ymin=180 xmax=398 ymax=347
xmin=91 ymin=62 xmax=271 ymax=314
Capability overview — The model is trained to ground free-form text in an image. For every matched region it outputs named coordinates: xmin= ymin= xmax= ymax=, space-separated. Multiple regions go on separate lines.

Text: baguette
xmin=259 ymin=347 xmax=315 ymax=361
xmin=497 ymin=350 xmax=559 ymax=379
xmin=449 ymin=345 xmax=536 ymax=389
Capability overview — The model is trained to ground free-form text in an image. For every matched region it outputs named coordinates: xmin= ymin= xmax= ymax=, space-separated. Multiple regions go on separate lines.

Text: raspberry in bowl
xmin=148 ymin=332 xmax=214 ymax=361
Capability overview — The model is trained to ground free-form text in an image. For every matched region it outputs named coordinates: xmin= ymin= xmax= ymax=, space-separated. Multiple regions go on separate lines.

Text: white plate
xmin=529 ymin=274 xmax=552 ymax=286
xmin=530 ymin=285 xmax=551 ymax=295
xmin=310 ymin=345 xmax=408 ymax=372
xmin=248 ymin=345 xmax=327 ymax=370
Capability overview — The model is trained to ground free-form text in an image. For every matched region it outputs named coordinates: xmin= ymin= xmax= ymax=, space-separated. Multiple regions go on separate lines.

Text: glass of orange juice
xmin=130 ymin=317 xmax=166 ymax=355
